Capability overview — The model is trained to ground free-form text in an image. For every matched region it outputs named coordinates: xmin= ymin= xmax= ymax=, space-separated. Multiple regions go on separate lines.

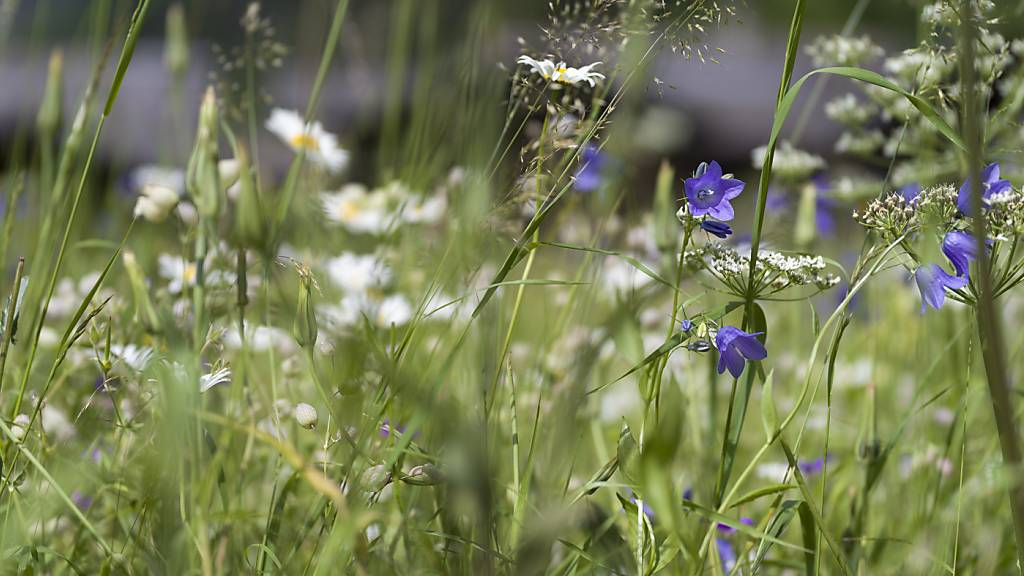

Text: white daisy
xmin=157 ymin=254 xmax=200 ymax=294
xmin=324 ymin=252 xmax=392 ymax=294
xmin=374 ymin=294 xmax=413 ymax=327
xmin=321 ymin=184 xmax=394 ymax=234
xmin=401 ymin=193 xmax=447 ymax=225
xmin=319 ymin=292 xmax=414 ymax=331
xmin=517 ymin=56 xmax=605 ymax=87
xmin=265 ymin=108 xmax=349 ymax=173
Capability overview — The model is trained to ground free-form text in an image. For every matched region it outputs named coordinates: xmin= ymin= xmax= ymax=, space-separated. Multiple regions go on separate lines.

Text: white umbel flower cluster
xmin=687 ymin=243 xmax=841 ymax=296
xmin=806 ymin=35 xmax=883 ymax=67
xmin=751 ymin=142 xmax=825 ymax=181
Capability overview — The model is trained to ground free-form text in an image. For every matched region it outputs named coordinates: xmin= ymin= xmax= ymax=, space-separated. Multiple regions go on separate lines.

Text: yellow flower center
xmin=336 ymin=201 xmax=361 ymax=222
xmin=182 ymin=263 xmax=197 ymax=285
xmin=290 ymin=133 xmax=320 ymax=151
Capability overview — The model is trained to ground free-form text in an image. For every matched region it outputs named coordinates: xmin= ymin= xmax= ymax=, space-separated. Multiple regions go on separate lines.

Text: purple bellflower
xmin=684 ymin=161 xmax=745 ymax=221
xmin=915 ymin=230 xmax=985 ymax=312
xmin=957 ymin=162 xmax=1011 ymax=215
xmin=715 ymin=326 xmax=767 ymax=378
xmin=915 ymin=265 xmax=967 ymax=312
xmin=574 ymin=144 xmax=606 ymax=192
xmin=798 ymin=455 xmax=832 ymax=477
xmin=716 ymin=538 xmax=737 ymax=572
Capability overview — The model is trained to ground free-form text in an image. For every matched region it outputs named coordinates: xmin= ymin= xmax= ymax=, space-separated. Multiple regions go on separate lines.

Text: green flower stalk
xmin=36 ymin=50 xmax=63 ymax=140
xmin=122 ymin=250 xmax=161 ymax=333
xmin=164 ymin=2 xmax=188 ymax=79
xmin=232 ymin=143 xmax=265 ymax=249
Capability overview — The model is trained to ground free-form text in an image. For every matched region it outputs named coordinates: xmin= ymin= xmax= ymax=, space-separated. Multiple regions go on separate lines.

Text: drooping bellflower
xmin=914 ymin=264 xmax=967 ymax=312
xmin=715 ymin=326 xmax=767 ymax=378
xmin=684 ymin=161 xmax=745 ymax=221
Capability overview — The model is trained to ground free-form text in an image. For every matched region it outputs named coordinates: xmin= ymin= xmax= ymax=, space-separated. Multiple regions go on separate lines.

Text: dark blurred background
xmin=0 ymin=0 xmax=1000 ymax=183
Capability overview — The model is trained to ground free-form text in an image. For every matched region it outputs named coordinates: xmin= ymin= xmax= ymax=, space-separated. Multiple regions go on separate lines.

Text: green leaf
xmin=729 ymin=483 xmax=796 ymax=509
xmin=773 ymin=67 xmax=965 ymax=153
xmin=535 ymin=241 xmax=679 ymax=293
xmin=752 ymin=499 xmax=801 ymax=572
xmin=781 ymin=440 xmax=852 ymax=576
xmin=617 ymin=421 xmax=639 ymax=486
xmin=681 ymin=499 xmax=811 ymax=554
xmin=798 ymin=500 xmax=818 ymax=576
xmin=588 ymin=330 xmax=691 ymax=395
xmin=104 ymin=0 xmax=152 ymax=116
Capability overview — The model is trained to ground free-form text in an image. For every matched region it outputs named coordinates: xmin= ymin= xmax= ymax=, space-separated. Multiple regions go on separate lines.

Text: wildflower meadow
xmin=1 ymin=0 xmax=1024 ymax=573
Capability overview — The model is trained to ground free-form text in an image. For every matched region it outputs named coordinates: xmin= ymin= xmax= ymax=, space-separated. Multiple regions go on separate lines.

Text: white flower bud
xmin=294 ymin=403 xmax=318 ymax=430
xmin=10 ymin=425 xmax=26 ymax=442
xmin=134 ymin=184 xmax=180 ymax=222
xmin=218 ymin=158 xmax=241 ymax=191
xmin=13 ymin=414 xmax=30 ymax=428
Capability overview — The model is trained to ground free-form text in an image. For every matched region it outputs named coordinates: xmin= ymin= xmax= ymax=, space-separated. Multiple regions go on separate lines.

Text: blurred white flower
xmin=401 ymin=193 xmax=447 ymax=225
xmin=755 ymin=461 xmax=790 ymax=481
xmin=41 ymin=405 xmax=75 ymax=442
xmin=266 ymin=108 xmax=348 ymax=173
xmin=517 ymin=56 xmax=605 ymax=87
xmin=320 ymin=293 xmax=414 ymax=330
xmin=324 ymin=252 xmax=392 ymax=294
xmin=158 ymin=254 xmax=199 ymax=294
xmin=199 ymin=366 xmax=232 ymax=393
xmin=601 ymin=256 xmax=652 ymax=297
xmin=110 ymin=344 xmax=154 ymax=373
xmin=134 ymin=184 xmax=180 ymax=222
xmin=223 ymin=325 xmax=296 ymax=355
xmin=375 ymin=294 xmax=413 ymax=327
xmin=321 ymin=184 xmax=393 ymax=234
xmin=752 ymin=142 xmax=825 ymax=181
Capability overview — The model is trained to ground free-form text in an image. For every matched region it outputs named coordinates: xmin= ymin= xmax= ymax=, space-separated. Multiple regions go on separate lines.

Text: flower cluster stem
xmin=959 ymin=2 xmax=1024 ymax=569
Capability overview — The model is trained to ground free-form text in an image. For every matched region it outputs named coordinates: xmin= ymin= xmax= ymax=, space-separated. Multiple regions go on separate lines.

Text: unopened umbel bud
xmin=294 ymin=403 xmax=318 ymax=429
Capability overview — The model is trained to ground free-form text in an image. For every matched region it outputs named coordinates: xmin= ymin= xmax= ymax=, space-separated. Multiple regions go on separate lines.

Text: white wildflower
xmin=601 ymin=256 xmax=653 ymax=297
xmin=134 ymin=184 xmax=180 ymax=222
xmin=517 ymin=55 xmax=605 ymax=87
xmin=401 ymin=193 xmax=447 ymax=225
xmin=375 ymin=294 xmax=413 ymax=327
xmin=199 ymin=366 xmax=232 ymax=393
xmin=324 ymin=252 xmax=392 ymax=295
xmin=751 ymin=142 xmax=825 ymax=181
xmin=266 ymin=108 xmax=349 ymax=173
xmin=806 ymin=35 xmax=883 ymax=67
xmin=321 ymin=183 xmax=394 ymax=234
xmin=110 ymin=344 xmax=154 ymax=373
